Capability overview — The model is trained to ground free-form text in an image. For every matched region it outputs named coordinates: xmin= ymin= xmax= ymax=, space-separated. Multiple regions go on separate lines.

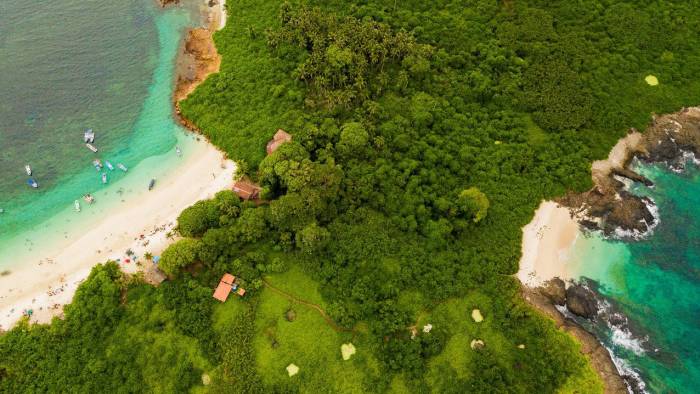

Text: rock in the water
xmin=470 ymin=339 xmax=485 ymax=350
xmin=539 ymin=278 xmax=566 ymax=306
xmin=566 ymin=284 xmax=599 ymax=319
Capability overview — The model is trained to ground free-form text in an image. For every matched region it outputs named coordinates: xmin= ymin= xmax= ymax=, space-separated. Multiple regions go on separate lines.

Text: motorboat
xmin=86 ymin=143 xmax=98 ymax=153
xmin=83 ymin=194 xmax=95 ymax=204
xmin=102 ymin=173 xmax=107 ymax=184
xmin=176 ymin=147 xmax=182 ymax=156
xmin=117 ymin=163 xmax=128 ymax=172
xmin=74 ymin=200 xmax=81 ymax=212
xmin=84 ymin=129 xmax=95 ymax=143
xmin=25 ymin=165 xmax=32 ymax=176
xmin=105 ymin=161 xmax=114 ymax=171
xmin=148 ymin=178 xmax=156 ymax=191
xmin=92 ymin=159 xmax=103 ymax=171
xmin=27 ymin=178 xmax=38 ymax=188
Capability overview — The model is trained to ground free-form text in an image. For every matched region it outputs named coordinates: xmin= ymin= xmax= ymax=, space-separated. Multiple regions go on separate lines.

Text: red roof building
xmin=232 ymin=180 xmax=261 ymax=200
xmin=266 ymin=129 xmax=292 ymax=155
xmin=213 ymin=273 xmax=237 ymax=302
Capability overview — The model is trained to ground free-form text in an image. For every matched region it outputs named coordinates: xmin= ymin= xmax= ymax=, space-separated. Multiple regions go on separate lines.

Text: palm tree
xmin=144 ymin=252 xmax=153 ymax=261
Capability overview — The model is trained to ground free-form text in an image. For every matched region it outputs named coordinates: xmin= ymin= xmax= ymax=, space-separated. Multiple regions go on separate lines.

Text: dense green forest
xmin=3 ymin=0 xmax=700 ymax=392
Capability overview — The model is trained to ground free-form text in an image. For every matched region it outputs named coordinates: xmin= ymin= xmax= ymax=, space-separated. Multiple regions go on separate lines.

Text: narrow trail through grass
xmin=262 ymin=278 xmax=355 ymax=333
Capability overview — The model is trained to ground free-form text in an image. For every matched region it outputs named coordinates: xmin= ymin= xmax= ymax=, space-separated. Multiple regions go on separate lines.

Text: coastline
xmin=518 ymin=107 xmax=700 ymax=392
xmin=0 ymin=141 xmax=234 ymax=330
xmin=0 ymin=0 xmax=231 ymax=331
xmin=518 ymin=202 xmax=628 ymax=393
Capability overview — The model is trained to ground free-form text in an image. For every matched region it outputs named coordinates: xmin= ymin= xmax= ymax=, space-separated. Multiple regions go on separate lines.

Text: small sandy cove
xmin=518 ymin=201 xmax=581 ymax=287
xmin=0 ymin=142 xmax=234 ymax=331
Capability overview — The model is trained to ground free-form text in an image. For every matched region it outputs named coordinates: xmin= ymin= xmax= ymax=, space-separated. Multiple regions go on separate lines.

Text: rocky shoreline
xmin=522 ymin=283 xmax=629 ymax=393
xmin=562 ymin=107 xmax=700 ymax=238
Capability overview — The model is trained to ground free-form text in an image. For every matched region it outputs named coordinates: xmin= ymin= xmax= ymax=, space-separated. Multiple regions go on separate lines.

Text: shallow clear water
xmin=570 ymin=161 xmax=700 ymax=392
xmin=0 ymin=0 xmax=201 ymax=259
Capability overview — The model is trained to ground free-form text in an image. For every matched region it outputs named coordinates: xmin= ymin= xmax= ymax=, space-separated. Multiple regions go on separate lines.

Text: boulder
xmin=566 ymin=284 xmax=598 ymax=319
xmin=341 ymin=343 xmax=356 ymax=360
xmin=470 ymin=339 xmax=485 ymax=350
xmin=471 ymin=309 xmax=484 ymax=323
xmin=285 ymin=308 xmax=297 ymax=322
xmin=539 ymin=278 xmax=566 ymax=306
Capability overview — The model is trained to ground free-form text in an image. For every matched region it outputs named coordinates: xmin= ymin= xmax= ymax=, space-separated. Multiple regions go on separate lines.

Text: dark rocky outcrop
xmin=539 ymin=278 xmax=566 ymax=306
xmin=561 ymin=107 xmax=700 ymax=238
xmin=566 ymin=284 xmax=599 ymax=319
xmin=521 ymin=286 xmax=628 ymax=393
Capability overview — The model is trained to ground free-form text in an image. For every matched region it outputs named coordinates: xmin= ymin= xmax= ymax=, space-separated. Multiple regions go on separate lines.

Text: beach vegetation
xmin=5 ymin=0 xmax=700 ymax=391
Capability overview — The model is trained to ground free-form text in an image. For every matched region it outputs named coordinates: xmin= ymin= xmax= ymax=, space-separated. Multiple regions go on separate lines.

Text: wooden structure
xmin=266 ymin=129 xmax=292 ymax=155
xmin=212 ymin=273 xmax=247 ymax=302
xmin=213 ymin=273 xmax=236 ymax=302
xmin=232 ymin=179 xmax=261 ymax=200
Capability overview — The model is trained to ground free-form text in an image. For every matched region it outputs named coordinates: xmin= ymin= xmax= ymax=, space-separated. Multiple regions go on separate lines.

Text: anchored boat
xmin=24 ymin=165 xmax=32 ymax=176
xmin=101 ymin=173 xmax=107 ymax=184
xmin=105 ymin=161 xmax=114 ymax=171
xmin=92 ymin=159 xmax=103 ymax=171
xmin=148 ymin=178 xmax=156 ymax=191
xmin=86 ymin=143 xmax=98 ymax=153
xmin=74 ymin=200 xmax=81 ymax=212
xmin=117 ymin=163 xmax=128 ymax=172
xmin=83 ymin=194 xmax=95 ymax=204
xmin=27 ymin=178 xmax=38 ymax=188
xmin=84 ymin=129 xmax=95 ymax=143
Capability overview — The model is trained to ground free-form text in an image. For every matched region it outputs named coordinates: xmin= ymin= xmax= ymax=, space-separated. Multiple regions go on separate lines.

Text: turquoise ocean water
xmin=569 ymin=160 xmax=700 ymax=392
xmin=0 ymin=0 xmax=202 ymax=265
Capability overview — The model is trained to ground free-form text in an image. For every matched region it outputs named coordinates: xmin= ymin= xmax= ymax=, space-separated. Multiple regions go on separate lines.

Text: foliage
xmin=6 ymin=0 xmax=700 ymax=391
xmin=159 ymin=238 xmax=202 ymax=276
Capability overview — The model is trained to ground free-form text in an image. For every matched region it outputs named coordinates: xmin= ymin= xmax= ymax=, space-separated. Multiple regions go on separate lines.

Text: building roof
xmin=232 ymin=180 xmax=261 ymax=200
xmin=236 ymin=287 xmax=246 ymax=296
xmin=221 ymin=273 xmax=235 ymax=285
xmin=213 ymin=281 xmax=232 ymax=302
xmin=266 ymin=129 xmax=293 ymax=155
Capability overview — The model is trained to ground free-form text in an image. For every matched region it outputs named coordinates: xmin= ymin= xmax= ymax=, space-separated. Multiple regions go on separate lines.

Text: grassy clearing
xmin=253 ymin=268 xmax=381 ymax=392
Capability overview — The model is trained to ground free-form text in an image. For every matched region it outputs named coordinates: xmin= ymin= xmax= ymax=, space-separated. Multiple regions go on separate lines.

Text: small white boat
xmin=101 ymin=173 xmax=107 ymax=184
xmin=24 ymin=165 xmax=32 ymax=176
xmin=86 ymin=143 xmax=98 ymax=153
xmin=27 ymin=178 xmax=38 ymax=188
xmin=74 ymin=200 xmax=81 ymax=212
xmin=92 ymin=159 xmax=103 ymax=171
xmin=176 ymin=147 xmax=182 ymax=157
xmin=105 ymin=161 xmax=114 ymax=171
xmin=83 ymin=194 xmax=95 ymax=204
xmin=117 ymin=163 xmax=128 ymax=172
xmin=84 ymin=129 xmax=95 ymax=143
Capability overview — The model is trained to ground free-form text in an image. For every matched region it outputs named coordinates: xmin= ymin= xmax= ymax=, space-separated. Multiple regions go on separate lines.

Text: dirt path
xmin=262 ymin=278 xmax=354 ymax=333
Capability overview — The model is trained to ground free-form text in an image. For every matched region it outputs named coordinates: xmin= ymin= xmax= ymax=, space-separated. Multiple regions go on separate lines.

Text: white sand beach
xmin=0 ymin=141 xmax=234 ymax=330
xmin=518 ymin=201 xmax=581 ymax=287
